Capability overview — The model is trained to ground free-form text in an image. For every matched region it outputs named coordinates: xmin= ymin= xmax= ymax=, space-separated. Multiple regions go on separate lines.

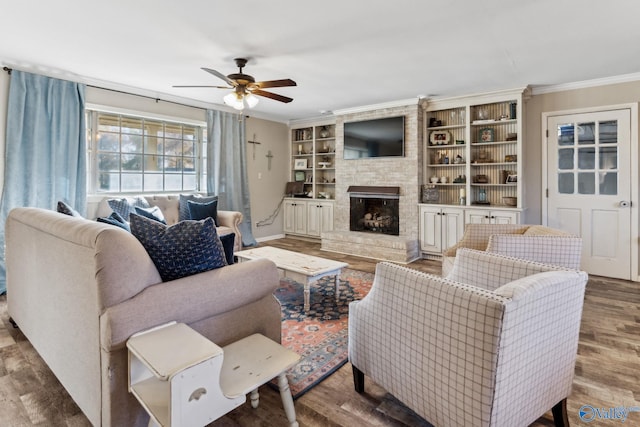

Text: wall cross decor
xmin=266 ymin=150 xmax=274 ymax=170
xmin=247 ymin=133 xmax=261 ymax=159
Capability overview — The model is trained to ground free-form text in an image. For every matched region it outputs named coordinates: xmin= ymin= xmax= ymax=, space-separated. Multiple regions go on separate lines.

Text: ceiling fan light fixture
xmin=245 ymin=92 xmax=259 ymax=108
xmin=224 ymin=92 xmax=245 ymax=110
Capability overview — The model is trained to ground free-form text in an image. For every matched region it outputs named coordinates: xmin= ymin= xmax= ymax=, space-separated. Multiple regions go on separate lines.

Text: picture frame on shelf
xmin=294 ymin=171 xmax=306 ymax=182
xmin=504 ymin=154 xmax=517 ymax=162
xmin=429 ymin=130 xmax=450 ymax=145
xmin=478 ymin=128 xmax=494 ymax=143
xmin=506 ymin=174 xmax=518 ymax=183
xmin=294 ymin=159 xmax=308 ymax=170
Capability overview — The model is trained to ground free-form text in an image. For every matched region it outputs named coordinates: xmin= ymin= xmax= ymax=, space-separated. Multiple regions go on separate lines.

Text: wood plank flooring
xmin=0 ymin=237 xmax=638 ymax=426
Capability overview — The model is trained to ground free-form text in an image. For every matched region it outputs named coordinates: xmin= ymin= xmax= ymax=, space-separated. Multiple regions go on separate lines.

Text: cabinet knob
xmin=485 ymin=215 xmax=489 ymax=219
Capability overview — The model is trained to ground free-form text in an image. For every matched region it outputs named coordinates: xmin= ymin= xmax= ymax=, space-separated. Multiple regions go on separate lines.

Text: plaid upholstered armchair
xmin=349 ymin=249 xmax=588 ymax=427
xmin=441 ymin=224 xmax=582 ymax=276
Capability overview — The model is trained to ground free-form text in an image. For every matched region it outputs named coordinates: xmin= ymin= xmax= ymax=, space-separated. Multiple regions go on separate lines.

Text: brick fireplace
xmin=320 ymin=102 xmax=422 ymax=263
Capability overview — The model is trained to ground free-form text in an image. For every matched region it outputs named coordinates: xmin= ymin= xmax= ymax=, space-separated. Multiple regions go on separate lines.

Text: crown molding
xmin=532 ymin=72 xmax=640 ymax=95
xmin=333 ymin=98 xmax=420 ymax=116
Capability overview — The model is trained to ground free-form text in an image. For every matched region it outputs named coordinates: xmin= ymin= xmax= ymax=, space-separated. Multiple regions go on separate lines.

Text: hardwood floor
xmin=0 ymin=237 xmax=638 ymax=426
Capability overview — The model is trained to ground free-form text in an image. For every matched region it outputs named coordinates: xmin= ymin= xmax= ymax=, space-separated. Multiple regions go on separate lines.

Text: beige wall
xmin=245 ymin=117 xmax=289 ymax=240
xmin=524 ymin=81 xmax=640 ymax=223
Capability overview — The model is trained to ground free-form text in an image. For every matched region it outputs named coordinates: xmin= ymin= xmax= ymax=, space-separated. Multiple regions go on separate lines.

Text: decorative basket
xmin=503 ymin=196 xmax=517 ymax=206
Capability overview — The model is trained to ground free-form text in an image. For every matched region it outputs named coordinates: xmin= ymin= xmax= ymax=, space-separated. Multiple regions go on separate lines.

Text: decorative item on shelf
xmin=428 ymin=117 xmax=442 ymax=127
xmin=503 ymin=196 xmax=517 ymax=206
xmin=478 ymin=128 xmax=494 ymax=143
xmin=504 ymin=154 xmax=517 ymax=162
xmin=459 ymin=188 xmax=466 ymax=205
xmin=509 ymin=102 xmax=517 ymax=119
xmin=455 ymin=139 xmax=465 ymax=145
xmin=506 ymin=174 xmax=518 ymax=183
xmin=440 ymin=176 xmax=448 ymax=183
xmin=453 ymin=175 xmax=466 ymax=183
xmin=295 ymin=171 xmax=305 ymax=182
xmin=473 ymin=174 xmax=489 ymax=183
xmin=319 ymin=126 xmax=330 ymax=138
xmin=476 ymin=188 xmax=489 ymax=204
xmin=318 ymin=192 xmax=329 ymax=199
xmin=506 ymin=133 xmax=518 ymax=141
xmin=430 ymin=176 xmax=439 ymax=184
xmin=331 ymin=178 xmax=335 ymax=183
xmin=294 ymin=159 xmax=308 ymax=170
xmin=298 ymin=144 xmax=303 ymax=155
xmin=477 ymin=109 xmax=489 ymax=120
xmin=499 ymin=114 xmax=509 ymax=121
xmin=318 ymin=161 xmax=331 ymax=169
xmin=422 ymin=184 xmax=439 ymax=203
xmin=454 ymin=154 xmax=464 ymax=164
xmin=474 ymin=149 xmax=490 ymax=163
xmin=430 ymin=131 xmax=450 ymax=145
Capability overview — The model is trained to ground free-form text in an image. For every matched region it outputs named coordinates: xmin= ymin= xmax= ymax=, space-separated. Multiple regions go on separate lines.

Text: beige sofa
xmin=95 ymin=194 xmax=244 ymax=252
xmin=6 ymin=207 xmax=281 ymax=427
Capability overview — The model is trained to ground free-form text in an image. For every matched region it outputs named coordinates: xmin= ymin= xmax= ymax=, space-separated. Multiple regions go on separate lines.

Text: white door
xmin=546 ymin=109 xmax=631 ymax=279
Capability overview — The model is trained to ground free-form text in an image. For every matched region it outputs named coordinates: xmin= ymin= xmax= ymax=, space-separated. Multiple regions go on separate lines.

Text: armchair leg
xmin=352 ymin=366 xmax=365 ymax=393
xmin=552 ymin=399 xmax=569 ymax=427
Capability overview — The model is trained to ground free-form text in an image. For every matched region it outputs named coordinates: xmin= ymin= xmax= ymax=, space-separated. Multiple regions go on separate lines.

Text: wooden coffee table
xmin=235 ymin=246 xmax=348 ymax=312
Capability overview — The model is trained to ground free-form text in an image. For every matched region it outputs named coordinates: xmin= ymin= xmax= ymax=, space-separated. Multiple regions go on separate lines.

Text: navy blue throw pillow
xmin=134 ymin=206 xmax=167 ymax=224
xmin=130 ymin=213 xmax=227 ymax=281
xmin=179 ymin=194 xmax=218 ymax=221
xmin=97 ymin=212 xmax=131 ymax=232
xmin=57 ymin=201 xmax=82 ymax=217
xmin=188 ymin=199 xmax=218 ymax=226
xmin=219 ymin=233 xmax=235 ymax=265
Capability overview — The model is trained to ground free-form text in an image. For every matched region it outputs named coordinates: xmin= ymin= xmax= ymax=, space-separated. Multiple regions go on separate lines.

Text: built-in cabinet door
xmin=284 ymin=200 xmax=307 ymax=234
xmin=441 ymin=208 xmax=465 ymax=251
xmin=318 ymin=201 xmax=334 ymax=234
xmin=465 ymin=209 xmax=517 ymax=224
xmin=306 ymin=201 xmax=334 ymax=237
xmin=419 ymin=206 xmax=442 ymax=252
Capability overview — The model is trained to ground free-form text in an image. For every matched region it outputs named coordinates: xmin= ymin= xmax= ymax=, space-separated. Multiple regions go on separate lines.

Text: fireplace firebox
xmin=348 ymin=186 xmax=400 ymax=236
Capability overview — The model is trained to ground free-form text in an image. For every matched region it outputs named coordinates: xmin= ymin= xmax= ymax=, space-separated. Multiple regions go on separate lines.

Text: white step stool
xmin=127 ymin=322 xmax=300 ymax=427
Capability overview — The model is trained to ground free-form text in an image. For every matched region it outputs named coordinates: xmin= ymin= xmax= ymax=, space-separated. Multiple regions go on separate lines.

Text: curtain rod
xmin=2 ymin=66 xmax=208 ymax=112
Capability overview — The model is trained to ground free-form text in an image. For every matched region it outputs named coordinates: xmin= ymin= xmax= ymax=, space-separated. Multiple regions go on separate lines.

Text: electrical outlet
xmin=258 ymin=172 xmax=262 ymax=179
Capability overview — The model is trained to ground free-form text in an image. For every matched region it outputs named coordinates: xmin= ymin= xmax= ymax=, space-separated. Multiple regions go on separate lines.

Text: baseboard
xmin=255 ymin=234 xmax=286 ymax=243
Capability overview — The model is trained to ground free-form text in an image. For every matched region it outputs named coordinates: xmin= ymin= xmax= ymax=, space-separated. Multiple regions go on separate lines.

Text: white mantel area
xmin=321 ymin=102 xmax=422 ymax=263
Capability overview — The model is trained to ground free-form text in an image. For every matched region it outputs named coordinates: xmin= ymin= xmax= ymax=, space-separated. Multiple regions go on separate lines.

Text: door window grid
xmin=87 ymin=111 xmax=206 ymax=193
xmin=556 ymin=120 xmax=618 ymax=195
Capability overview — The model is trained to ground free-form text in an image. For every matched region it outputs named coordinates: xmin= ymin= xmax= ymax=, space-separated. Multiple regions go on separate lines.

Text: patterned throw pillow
xmin=108 ymin=196 xmax=151 ymax=221
xmin=129 ymin=213 xmax=227 ymax=281
xmin=188 ymin=199 xmax=218 ymax=225
xmin=57 ymin=201 xmax=82 ymax=217
xmin=134 ymin=206 xmax=167 ymax=224
xmin=179 ymin=194 xmax=218 ymax=221
xmin=97 ymin=212 xmax=131 ymax=232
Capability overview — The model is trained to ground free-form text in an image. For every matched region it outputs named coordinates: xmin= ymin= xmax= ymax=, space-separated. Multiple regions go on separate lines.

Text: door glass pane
xmin=599 ymin=120 xmax=617 ymax=144
xmin=578 ymin=172 xmax=595 ymax=194
xmin=599 ymin=172 xmax=617 ymax=195
xmin=577 ymin=122 xmax=595 ymax=144
xmin=599 ymin=146 xmax=617 ymax=170
xmin=558 ymin=172 xmax=574 ymax=194
xmin=557 ymin=123 xmax=574 ymax=146
xmin=578 ymin=147 xmax=595 ymax=169
xmin=558 ymin=148 xmax=574 ymax=169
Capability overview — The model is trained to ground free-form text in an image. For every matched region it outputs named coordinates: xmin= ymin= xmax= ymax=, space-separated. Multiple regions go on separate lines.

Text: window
xmin=87 ymin=110 xmax=207 ymax=193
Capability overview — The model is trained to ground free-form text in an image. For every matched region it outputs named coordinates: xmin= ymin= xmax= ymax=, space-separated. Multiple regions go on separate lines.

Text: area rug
xmin=272 ymin=268 xmax=373 ymax=399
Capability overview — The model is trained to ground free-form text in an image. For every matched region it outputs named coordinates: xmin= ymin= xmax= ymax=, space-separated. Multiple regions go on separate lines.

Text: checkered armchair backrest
xmin=487 ymin=234 xmax=583 ymax=269
xmin=349 ymin=250 xmax=588 ymax=427
xmin=442 ymin=223 xmax=528 ymax=257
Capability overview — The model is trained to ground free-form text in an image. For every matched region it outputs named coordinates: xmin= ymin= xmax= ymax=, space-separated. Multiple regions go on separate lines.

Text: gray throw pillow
xmin=130 ymin=213 xmax=227 ymax=281
xmin=188 ymin=199 xmax=218 ymax=226
xmin=179 ymin=194 xmax=218 ymax=221
xmin=134 ymin=206 xmax=167 ymax=224
xmin=57 ymin=201 xmax=82 ymax=217
xmin=108 ymin=196 xmax=150 ymax=220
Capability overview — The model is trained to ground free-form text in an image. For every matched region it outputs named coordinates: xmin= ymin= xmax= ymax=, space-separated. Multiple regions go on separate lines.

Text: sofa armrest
xmin=100 ymin=258 xmax=278 ymax=350
xmin=217 ymin=210 xmax=243 ymax=251
xmin=446 ymin=248 xmax=574 ymax=291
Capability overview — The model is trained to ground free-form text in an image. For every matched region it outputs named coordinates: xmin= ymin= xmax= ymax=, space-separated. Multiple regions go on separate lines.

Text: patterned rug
xmin=272 ymin=268 xmax=373 ymax=399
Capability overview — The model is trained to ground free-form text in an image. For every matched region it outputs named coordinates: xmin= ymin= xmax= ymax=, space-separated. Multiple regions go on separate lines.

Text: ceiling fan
xmin=173 ymin=58 xmax=297 ymax=110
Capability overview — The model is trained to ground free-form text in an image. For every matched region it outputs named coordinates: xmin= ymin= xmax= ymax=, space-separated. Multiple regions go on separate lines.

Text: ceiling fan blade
xmin=251 ymin=89 xmax=293 ymax=103
xmin=172 ymin=85 xmax=232 ymax=89
xmin=252 ymin=79 xmax=297 ymax=89
xmin=201 ymin=67 xmax=237 ymax=87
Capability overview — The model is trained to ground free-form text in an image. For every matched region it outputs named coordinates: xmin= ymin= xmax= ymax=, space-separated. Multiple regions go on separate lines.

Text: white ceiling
xmin=2 ymin=0 xmax=640 ymax=123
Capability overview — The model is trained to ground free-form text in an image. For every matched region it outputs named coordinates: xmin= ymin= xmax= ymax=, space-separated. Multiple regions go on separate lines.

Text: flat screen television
xmin=343 ymin=116 xmax=405 ymax=159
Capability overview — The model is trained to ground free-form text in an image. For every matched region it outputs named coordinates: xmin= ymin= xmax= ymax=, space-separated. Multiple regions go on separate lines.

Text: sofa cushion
xmin=188 ymin=199 xmax=218 ymax=225
xmin=129 ymin=213 xmax=227 ymax=281
xmin=108 ymin=196 xmax=150 ymax=220
xmin=179 ymin=194 xmax=218 ymax=221
xmin=57 ymin=201 xmax=82 ymax=217
xmin=96 ymin=212 xmax=131 ymax=232
xmin=134 ymin=206 xmax=167 ymax=224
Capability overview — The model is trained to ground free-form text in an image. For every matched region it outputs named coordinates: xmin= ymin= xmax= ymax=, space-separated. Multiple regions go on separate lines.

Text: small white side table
xmin=127 ymin=322 xmax=300 ymax=427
